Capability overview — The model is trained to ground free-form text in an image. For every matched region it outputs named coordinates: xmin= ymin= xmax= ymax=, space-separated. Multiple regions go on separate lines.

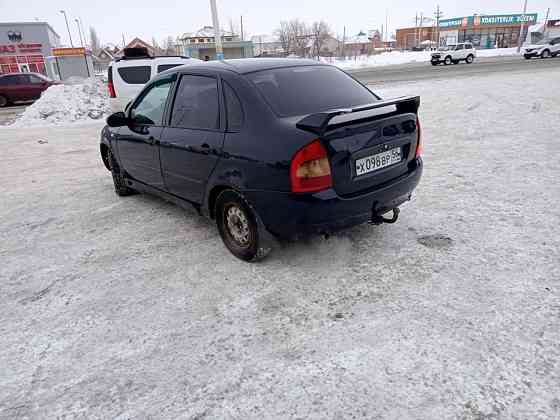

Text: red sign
xmin=0 ymin=56 xmax=17 ymax=64
xmin=53 ymin=47 xmax=86 ymax=56
xmin=0 ymin=45 xmax=16 ymax=54
xmin=0 ymin=43 xmax=43 ymax=54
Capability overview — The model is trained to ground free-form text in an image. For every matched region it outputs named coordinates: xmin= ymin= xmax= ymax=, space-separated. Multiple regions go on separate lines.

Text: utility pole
xmin=75 ymin=19 xmax=84 ymax=47
xmin=342 ymin=26 xmax=346 ymax=58
xmin=517 ymin=0 xmax=528 ymax=52
xmin=543 ymin=8 xmax=550 ymax=38
xmin=209 ymin=0 xmax=224 ymax=60
xmin=415 ymin=12 xmax=419 ymax=48
xmin=59 ymin=10 xmax=74 ymax=47
xmin=434 ymin=5 xmax=443 ymax=48
xmin=419 ymin=12 xmax=424 ymax=45
xmin=386 ymin=9 xmax=389 ymax=44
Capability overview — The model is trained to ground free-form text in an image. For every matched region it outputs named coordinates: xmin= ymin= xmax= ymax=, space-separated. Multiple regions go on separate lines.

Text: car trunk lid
xmin=296 ymin=96 xmax=420 ymax=197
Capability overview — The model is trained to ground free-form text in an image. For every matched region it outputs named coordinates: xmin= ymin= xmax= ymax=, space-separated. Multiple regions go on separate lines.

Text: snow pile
xmin=10 ymin=77 xmax=110 ymax=127
xmin=326 ymin=47 xmax=519 ymax=69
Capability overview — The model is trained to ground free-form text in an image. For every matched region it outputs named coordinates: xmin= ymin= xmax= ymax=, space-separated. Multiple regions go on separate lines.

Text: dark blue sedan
xmin=100 ymin=58 xmax=423 ymax=261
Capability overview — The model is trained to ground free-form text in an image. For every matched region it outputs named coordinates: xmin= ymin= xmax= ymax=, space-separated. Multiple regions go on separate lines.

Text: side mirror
xmin=106 ymin=111 xmax=128 ymax=127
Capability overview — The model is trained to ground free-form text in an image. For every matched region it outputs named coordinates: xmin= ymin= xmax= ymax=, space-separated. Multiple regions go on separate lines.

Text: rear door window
xmin=118 ymin=66 xmax=151 ymax=84
xmin=247 ymin=66 xmax=376 ymax=117
xmin=0 ymin=75 xmax=20 ymax=86
xmin=170 ymin=75 xmax=220 ymax=130
xmin=223 ymin=81 xmax=243 ymax=131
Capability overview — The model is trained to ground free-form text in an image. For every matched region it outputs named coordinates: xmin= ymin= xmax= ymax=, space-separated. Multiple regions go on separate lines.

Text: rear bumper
xmin=245 ymin=158 xmax=423 ymax=238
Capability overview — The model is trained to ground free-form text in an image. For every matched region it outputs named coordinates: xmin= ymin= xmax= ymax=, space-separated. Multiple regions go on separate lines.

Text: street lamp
xmin=59 ymin=10 xmax=74 ymax=47
xmin=75 ymin=18 xmax=84 ymax=47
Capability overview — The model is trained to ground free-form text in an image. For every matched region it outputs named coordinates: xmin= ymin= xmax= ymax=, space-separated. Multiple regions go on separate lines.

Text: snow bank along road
xmin=1 ymin=69 xmax=559 ymax=419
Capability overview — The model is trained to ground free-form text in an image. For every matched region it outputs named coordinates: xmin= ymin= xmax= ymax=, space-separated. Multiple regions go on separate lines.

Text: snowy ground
xmin=1 ymin=69 xmax=559 ymax=419
xmin=327 ymin=47 xmax=520 ymax=69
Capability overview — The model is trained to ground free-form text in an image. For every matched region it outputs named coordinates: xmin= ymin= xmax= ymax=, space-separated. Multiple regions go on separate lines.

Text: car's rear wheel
xmin=215 ymin=190 xmax=270 ymax=262
xmin=524 ymin=55 xmax=532 ymax=60
xmin=541 ymin=49 xmax=551 ymax=59
xmin=444 ymin=56 xmax=452 ymax=65
xmin=452 ymin=60 xmax=459 ymax=65
xmin=466 ymin=54 xmax=474 ymax=64
xmin=108 ymin=149 xmax=136 ymax=196
xmin=0 ymin=95 xmax=8 ymax=108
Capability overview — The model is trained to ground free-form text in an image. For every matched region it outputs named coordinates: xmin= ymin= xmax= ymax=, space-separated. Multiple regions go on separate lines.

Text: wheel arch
xmin=100 ymin=143 xmax=111 ymax=171
xmin=207 ymin=184 xmax=240 ymax=220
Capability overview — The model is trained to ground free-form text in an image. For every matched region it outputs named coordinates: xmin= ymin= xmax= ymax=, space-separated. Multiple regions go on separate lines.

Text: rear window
xmin=117 ymin=66 xmax=151 ymax=84
xmin=0 ymin=75 xmax=19 ymax=85
xmin=157 ymin=64 xmax=182 ymax=73
xmin=247 ymin=66 xmax=376 ymax=117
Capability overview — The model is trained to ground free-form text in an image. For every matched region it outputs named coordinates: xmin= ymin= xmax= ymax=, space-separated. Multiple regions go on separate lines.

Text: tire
xmin=524 ymin=55 xmax=532 ymax=60
xmin=215 ymin=190 xmax=271 ymax=262
xmin=444 ymin=56 xmax=452 ymax=65
xmin=108 ymin=149 xmax=135 ymax=196
xmin=0 ymin=95 xmax=8 ymax=108
xmin=466 ymin=54 xmax=474 ymax=64
xmin=431 ymin=61 xmax=439 ymax=66
xmin=541 ymin=49 xmax=551 ymax=59
xmin=452 ymin=60 xmax=459 ymax=65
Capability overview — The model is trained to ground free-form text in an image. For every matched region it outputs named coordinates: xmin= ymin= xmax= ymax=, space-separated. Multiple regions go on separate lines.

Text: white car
xmin=431 ymin=43 xmax=476 ymax=66
xmin=523 ymin=37 xmax=560 ymax=59
xmin=108 ymin=51 xmax=200 ymax=112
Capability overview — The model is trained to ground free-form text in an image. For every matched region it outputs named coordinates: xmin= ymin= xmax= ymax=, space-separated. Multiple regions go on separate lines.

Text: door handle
xmin=190 ymin=143 xmax=211 ymax=154
xmin=148 ymin=136 xmax=155 ymax=145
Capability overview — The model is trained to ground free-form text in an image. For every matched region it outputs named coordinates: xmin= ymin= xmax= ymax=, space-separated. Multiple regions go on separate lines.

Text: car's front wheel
xmin=108 ymin=149 xmax=136 ymax=196
xmin=0 ymin=94 xmax=9 ymax=108
xmin=466 ymin=54 xmax=474 ymax=64
xmin=541 ymin=49 xmax=551 ymax=59
xmin=215 ymin=190 xmax=270 ymax=262
xmin=444 ymin=56 xmax=452 ymax=65
xmin=524 ymin=55 xmax=532 ymax=60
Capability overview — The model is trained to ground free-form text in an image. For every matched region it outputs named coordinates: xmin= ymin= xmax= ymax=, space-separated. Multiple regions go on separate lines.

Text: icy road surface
xmin=1 ymin=69 xmax=559 ymax=419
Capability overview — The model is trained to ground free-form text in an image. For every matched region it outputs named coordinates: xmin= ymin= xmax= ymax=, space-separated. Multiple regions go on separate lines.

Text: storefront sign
xmin=52 ymin=47 xmax=87 ymax=56
xmin=0 ymin=43 xmax=43 ymax=54
xmin=440 ymin=14 xmax=538 ymax=28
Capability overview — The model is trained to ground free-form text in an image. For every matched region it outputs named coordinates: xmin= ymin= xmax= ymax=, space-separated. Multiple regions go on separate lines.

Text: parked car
xmin=431 ymin=43 xmax=476 ymax=65
xmin=108 ymin=48 xmax=200 ymax=112
xmin=523 ymin=37 xmax=560 ymax=59
xmin=100 ymin=59 xmax=423 ymax=261
xmin=0 ymin=72 xmax=58 ymax=107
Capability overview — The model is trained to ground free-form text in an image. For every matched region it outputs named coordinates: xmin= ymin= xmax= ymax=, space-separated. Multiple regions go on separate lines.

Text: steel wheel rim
xmin=225 ymin=205 xmax=250 ymax=247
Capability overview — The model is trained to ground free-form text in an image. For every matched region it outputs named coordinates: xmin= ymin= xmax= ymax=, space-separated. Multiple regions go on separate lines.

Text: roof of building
xmin=180 ymin=26 xmax=235 ymax=40
xmin=160 ymin=57 xmax=325 ymax=75
xmin=0 ymin=21 xmax=60 ymax=38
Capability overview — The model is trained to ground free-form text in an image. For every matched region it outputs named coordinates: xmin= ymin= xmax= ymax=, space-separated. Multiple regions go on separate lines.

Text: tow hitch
xmin=370 ymin=207 xmax=400 ymax=225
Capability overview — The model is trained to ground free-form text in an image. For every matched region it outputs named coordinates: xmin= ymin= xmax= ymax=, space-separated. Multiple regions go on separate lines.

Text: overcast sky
xmin=2 ymin=0 xmax=554 ymax=46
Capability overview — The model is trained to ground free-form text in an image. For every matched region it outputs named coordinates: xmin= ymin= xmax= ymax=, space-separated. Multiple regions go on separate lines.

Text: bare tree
xmin=228 ymin=19 xmax=240 ymax=37
xmin=151 ymin=36 xmax=160 ymax=53
xmin=89 ymin=27 xmax=100 ymax=54
xmin=310 ymin=21 xmax=333 ymax=58
xmin=289 ymin=19 xmax=310 ymax=57
xmin=275 ymin=21 xmax=293 ymax=56
xmin=161 ymin=36 xmax=177 ymax=55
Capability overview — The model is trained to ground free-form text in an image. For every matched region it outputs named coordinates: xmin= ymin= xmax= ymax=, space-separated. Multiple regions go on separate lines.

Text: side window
xmin=28 ymin=75 xmax=44 ymax=84
xmin=157 ymin=64 xmax=181 ymax=73
xmin=170 ymin=75 xmax=219 ymax=130
xmin=0 ymin=76 xmax=19 ymax=86
xmin=130 ymin=80 xmax=172 ymax=125
xmin=223 ymin=81 xmax=243 ymax=131
xmin=455 ymin=44 xmax=464 ymax=50
xmin=465 ymin=44 xmax=472 ymax=50
xmin=118 ymin=66 xmax=151 ymax=84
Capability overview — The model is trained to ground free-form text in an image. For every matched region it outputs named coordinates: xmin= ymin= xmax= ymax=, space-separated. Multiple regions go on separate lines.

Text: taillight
xmin=290 ymin=139 xmax=332 ymax=193
xmin=415 ymin=117 xmax=422 ymax=158
xmin=108 ymin=81 xmax=116 ymax=98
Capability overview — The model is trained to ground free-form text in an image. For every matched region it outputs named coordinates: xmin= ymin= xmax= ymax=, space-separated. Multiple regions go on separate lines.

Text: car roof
xmin=167 ymin=58 xmax=328 ymax=75
xmin=0 ymin=72 xmax=45 ymax=77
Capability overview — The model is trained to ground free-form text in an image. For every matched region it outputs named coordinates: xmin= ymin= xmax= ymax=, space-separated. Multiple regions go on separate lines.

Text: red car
xmin=0 ymin=73 xmax=58 ymax=107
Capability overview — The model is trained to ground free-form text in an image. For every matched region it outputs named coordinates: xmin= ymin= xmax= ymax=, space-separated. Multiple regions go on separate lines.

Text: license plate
xmin=355 ymin=148 xmax=402 ymax=176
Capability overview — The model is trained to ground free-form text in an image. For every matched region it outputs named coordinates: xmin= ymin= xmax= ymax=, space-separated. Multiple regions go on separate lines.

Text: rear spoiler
xmin=296 ymin=96 xmax=420 ymax=136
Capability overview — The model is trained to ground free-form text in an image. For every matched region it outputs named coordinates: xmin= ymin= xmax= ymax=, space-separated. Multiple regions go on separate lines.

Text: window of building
xmin=170 ymin=75 xmax=220 ymax=130
xmin=199 ymin=38 xmax=205 ymax=43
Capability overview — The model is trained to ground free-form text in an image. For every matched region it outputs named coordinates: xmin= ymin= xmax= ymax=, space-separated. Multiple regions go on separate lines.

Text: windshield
xmin=247 ymin=65 xmax=377 ymax=118
xmin=441 ymin=45 xmax=456 ymax=51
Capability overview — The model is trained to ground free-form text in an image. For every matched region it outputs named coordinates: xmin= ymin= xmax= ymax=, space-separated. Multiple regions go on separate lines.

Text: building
xmin=178 ymin=26 xmax=253 ymax=60
xmin=396 ymin=26 xmax=437 ymax=50
xmin=438 ymin=13 xmax=538 ymax=48
xmin=124 ymin=38 xmax=156 ymax=56
xmin=0 ymin=22 xmax=61 ymax=76
xmin=94 ymin=48 xmax=115 ymax=72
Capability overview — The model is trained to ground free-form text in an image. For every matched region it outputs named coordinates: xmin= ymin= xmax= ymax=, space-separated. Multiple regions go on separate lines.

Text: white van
xmin=108 ymin=50 xmax=200 ymax=112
